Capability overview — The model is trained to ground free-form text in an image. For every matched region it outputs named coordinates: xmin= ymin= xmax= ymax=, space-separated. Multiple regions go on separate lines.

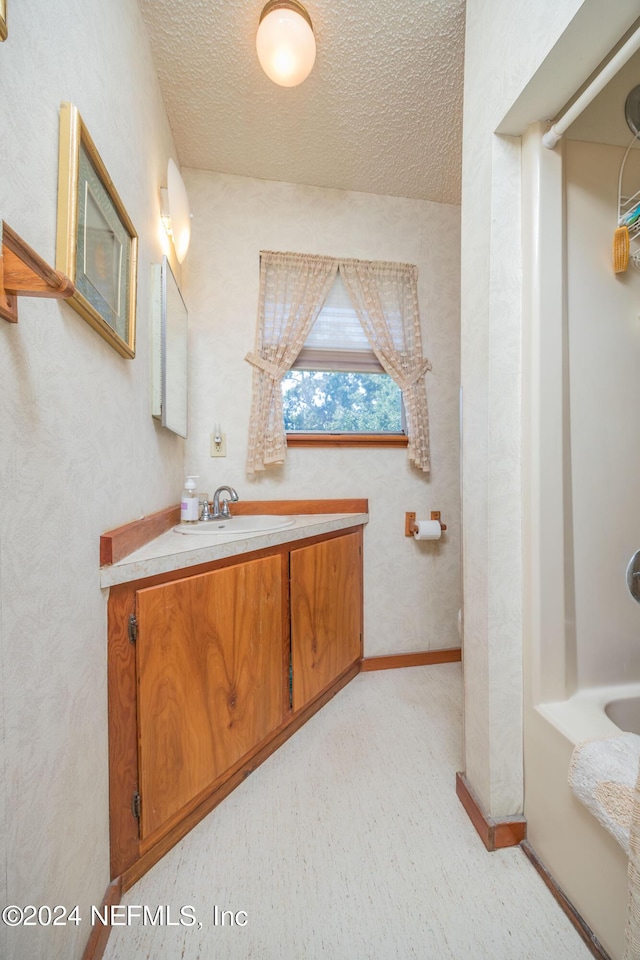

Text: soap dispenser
xmin=180 ymin=475 xmax=200 ymax=524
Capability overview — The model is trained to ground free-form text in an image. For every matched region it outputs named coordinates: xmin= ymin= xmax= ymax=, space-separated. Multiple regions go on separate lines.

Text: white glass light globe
xmin=256 ymin=6 xmax=316 ymax=88
xmin=167 ymin=159 xmax=191 ymax=264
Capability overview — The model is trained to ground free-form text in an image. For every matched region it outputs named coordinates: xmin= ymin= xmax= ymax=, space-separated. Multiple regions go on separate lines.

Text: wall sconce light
xmin=160 ymin=159 xmax=191 ymax=263
xmin=256 ymin=0 xmax=316 ymax=88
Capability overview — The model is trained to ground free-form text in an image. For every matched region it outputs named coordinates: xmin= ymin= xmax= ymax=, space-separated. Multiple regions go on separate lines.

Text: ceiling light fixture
xmin=256 ymin=0 xmax=316 ymax=88
xmin=160 ymin=159 xmax=191 ymax=264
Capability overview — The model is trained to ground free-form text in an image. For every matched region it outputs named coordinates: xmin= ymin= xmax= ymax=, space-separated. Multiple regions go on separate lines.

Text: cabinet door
xmin=136 ymin=555 xmax=286 ymax=839
xmin=290 ymin=532 xmax=362 ymax=712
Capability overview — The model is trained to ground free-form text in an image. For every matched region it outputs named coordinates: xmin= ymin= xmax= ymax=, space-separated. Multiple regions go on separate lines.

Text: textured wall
xmin=462 ymin=0 xmax=604 ymax=818
xmin=461 ymin=0 xmax=582 ymax=818
xmin=0 ymin=2 xmax=183 ymax=958
xmin=462 ymin=0 xmax=640 ymax=818
xmin=182 ymin=170 xmax=461 ymax=657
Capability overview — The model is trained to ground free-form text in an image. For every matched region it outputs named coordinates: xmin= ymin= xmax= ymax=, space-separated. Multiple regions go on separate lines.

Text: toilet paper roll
xmin=413 ymin=519 xmax=442 ymax=541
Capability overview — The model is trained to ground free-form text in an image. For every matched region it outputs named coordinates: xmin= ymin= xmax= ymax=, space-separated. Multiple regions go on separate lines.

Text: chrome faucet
xmin=211 ymin=485 xmax=239 ymax=519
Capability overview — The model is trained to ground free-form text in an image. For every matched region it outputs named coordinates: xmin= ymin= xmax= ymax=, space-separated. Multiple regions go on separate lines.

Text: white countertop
xmin=100 ymin=513 xmax=368 ymax=588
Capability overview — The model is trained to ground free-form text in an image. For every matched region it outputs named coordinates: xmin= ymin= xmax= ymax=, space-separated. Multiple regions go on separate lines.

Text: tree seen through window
xmin=281 ymin=370 xmax=403 ymax=433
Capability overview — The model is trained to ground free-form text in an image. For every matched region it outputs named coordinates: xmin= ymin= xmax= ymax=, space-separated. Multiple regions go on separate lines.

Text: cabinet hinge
xmin=128 ymin=614 xmax=138 ymax=644
xmin=132 ymin=790 xmax=141 ymax=822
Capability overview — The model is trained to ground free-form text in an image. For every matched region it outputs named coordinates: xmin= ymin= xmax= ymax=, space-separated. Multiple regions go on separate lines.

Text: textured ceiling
xmin=137 ymin=0 xmax=465 ymax=204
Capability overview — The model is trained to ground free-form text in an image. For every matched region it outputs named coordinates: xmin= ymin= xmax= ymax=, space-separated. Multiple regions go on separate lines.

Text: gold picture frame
xmin=56 ymin=102 xmax=138 ymax=358
xmin=0 ymin=0 xmax=7 ymax=42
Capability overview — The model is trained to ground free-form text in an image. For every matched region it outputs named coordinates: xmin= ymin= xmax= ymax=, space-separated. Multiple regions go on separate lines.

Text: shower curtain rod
xmin=543 ymin=24 xmax=640 ymax=149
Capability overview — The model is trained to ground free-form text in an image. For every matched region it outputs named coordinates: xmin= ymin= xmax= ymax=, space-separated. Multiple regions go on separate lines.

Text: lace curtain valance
xmin=245 ymin=251 xmax=432 ymax=476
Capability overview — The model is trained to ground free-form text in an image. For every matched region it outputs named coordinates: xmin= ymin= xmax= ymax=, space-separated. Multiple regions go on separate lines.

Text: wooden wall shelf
xmin=0 ymin=220 xmax=74 ymax=323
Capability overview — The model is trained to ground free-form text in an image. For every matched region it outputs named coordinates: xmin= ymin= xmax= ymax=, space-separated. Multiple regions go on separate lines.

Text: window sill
xmin=286 ymin=433 xmax=408 ymax=448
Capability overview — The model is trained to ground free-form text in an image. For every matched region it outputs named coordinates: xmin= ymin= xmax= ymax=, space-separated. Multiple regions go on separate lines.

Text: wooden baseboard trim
xmin=521 ymin=841 xmax=613 ymax=960
xmin=121 ymin=660 xmax=360 ymax=891
xmin=455 ymin=772 xmax=526 ymax=850
xmin=81 ymin=877 xmax=122 ymax=960
xmin=361 ymin=649 xmax=461 ymax=671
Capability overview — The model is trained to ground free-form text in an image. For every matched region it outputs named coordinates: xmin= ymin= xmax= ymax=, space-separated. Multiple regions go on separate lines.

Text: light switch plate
xmin=210 ymin=433 xmax=227 ymax=457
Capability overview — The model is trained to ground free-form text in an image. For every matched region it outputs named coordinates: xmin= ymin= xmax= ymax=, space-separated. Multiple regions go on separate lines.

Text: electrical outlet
xmin=210 ymin=432 xmax=227 ymax=457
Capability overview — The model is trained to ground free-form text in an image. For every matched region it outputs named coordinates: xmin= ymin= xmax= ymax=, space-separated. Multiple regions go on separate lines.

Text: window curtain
xmin=339 ymin=259 xmax=432 ymax=473
xmin=245 ymin=251 xmax=338 ymax=474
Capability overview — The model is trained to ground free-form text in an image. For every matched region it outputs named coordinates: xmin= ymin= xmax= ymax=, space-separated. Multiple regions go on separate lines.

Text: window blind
xmin=292 ymin=271 xmax=384 ymax=373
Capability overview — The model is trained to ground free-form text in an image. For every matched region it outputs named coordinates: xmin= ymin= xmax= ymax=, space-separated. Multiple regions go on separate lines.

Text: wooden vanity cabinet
xmin=290 ymin=531 xmax=363 ymax=711
xmin=108 ymin=525 xmax=363 ymax=888
xmin=136 ymin=554 xmax=288 ymax=840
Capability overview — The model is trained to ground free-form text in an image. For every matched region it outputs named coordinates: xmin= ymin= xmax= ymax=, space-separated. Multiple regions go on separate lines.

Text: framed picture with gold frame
xmin=0 ymin=0 xmax=7 ymax=42
xmin=56 ymin=102 xmax=138 ymax=358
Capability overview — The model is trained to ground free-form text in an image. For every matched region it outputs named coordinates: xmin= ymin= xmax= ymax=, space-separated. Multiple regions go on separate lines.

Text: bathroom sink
xmin=173 ymin=515 xmax=295 ymax=535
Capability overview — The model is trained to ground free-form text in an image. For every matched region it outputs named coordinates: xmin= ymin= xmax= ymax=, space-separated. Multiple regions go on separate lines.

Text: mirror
xmin=151 ymin=257 xmax=188 ymax=437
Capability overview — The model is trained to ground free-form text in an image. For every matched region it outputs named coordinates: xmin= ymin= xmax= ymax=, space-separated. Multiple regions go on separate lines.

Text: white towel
xmin=569 ymin=733 xmax=640 ymax=958
xmin=569 ymin=732 xmax=640 ymax=854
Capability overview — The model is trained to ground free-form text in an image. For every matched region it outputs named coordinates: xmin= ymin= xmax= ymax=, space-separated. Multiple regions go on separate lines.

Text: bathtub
xmin=605 ymin=696 xmax=640 ymax=736
xmin=538 ymin=682 xmax=640 ymax=745
xmin=534 ymin=682 xmax=640 ymax=959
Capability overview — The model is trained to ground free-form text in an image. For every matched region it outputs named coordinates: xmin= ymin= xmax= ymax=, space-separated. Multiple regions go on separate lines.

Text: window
xmin=245 ymin=251 xmax=430 ymax=475
xmin=281 ymin=272 xmax=407 ymax=446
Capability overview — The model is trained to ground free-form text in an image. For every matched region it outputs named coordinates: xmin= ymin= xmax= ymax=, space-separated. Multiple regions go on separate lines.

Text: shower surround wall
xmin=520 ymin=131 xmax=640 ymax=960
xmin=565 ymin=139 xmax=640 ymax=688
xmin=182 ymin=170 xmax=461 ymax=658
xmin=0 ymin=2 xmax=184 ymax=958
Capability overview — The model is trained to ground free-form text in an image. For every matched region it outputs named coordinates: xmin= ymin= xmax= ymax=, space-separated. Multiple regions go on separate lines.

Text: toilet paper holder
xmin=405 ymin=511 xmax=447 ymax=537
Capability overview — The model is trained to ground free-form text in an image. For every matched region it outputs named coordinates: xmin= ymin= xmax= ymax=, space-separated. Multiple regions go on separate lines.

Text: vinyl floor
xmin=104 ymin=663 xmax=595 ymax=960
